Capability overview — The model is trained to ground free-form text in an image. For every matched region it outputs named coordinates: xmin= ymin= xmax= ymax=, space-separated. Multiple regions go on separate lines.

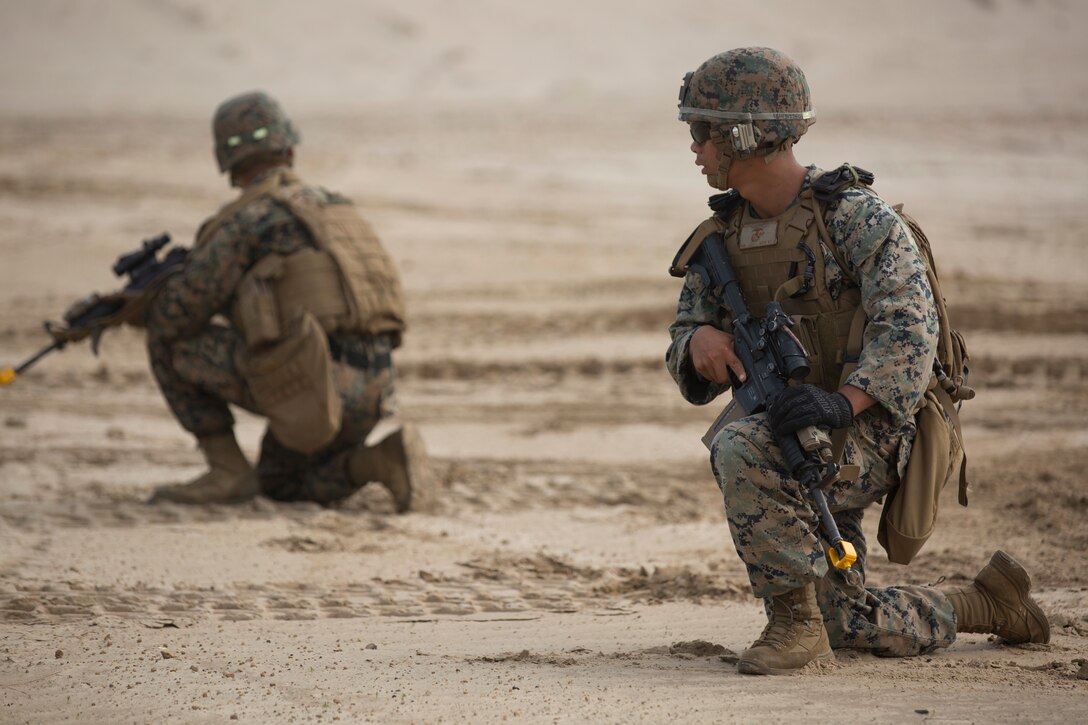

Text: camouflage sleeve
xmin=146 ymin=199 xmax=305 ymax=343
xmin=825 ymin=190 xmax=938 ymax=426
xmin=665 ymin=269 xmax=731 ymax=405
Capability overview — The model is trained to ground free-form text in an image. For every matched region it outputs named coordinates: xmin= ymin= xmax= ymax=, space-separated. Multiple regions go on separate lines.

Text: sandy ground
xmin=2 ymin=1 xmax=1088 ymax=723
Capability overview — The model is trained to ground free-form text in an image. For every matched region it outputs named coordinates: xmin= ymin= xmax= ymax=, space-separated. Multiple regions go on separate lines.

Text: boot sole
xmin=984 ymin=550 xmax=1051 ymax=644
xmin=737 ymin=648 xmax=834 ymax=676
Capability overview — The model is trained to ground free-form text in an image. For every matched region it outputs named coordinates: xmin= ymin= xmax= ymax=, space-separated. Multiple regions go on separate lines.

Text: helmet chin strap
xmin=707 ymin=136 xmax=798 ymax=190
xmin=708 ymin=138 xmax=735 ymax=191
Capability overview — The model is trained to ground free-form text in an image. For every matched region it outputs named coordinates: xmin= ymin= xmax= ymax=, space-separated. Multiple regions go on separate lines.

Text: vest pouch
xmin=877 ymin=386 xmax=957 ymax=565
xmin=234 ymin=255 xmax=285 ymax=348
xmin=236 ymin=311 xmax=342 ymax=454
xmin=787 ymin=314 xmax=829 ymax=390
xmin=274 ymin=248 xmax=352 ymax=333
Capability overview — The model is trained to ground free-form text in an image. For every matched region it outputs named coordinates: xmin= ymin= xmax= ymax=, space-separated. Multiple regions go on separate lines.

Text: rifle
xmin=676 ymin=231 xmax=859 ymax=576
xmin=0 ymin=233 xmax=187 ymax=386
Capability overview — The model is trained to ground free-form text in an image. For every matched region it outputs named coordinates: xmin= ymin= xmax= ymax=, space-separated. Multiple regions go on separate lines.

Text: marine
xmin=665 ymin=48 xmax=1049 ymax=674
xmin=143 ymin=91 xmax=430 ymax=511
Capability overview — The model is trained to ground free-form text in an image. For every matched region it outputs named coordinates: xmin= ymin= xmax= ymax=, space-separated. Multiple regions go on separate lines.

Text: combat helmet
xmin=678 ymin=48 xmax=815 ymax=189
xmin=213 ymin=91 xmax=300 ymax=173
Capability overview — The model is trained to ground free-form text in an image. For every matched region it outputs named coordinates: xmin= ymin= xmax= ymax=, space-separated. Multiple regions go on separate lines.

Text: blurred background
xmin=3 ymin=0 xmax=1086 ymax=118
xmin=2 ymin=0 xmax=1086 ymax=292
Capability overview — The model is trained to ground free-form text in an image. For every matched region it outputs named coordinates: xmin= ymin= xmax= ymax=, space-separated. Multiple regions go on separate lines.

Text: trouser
xmin=710 ymin=411 xmax=956 ymax=657
xmin=148 ymin=324 xmax=396 ymax=503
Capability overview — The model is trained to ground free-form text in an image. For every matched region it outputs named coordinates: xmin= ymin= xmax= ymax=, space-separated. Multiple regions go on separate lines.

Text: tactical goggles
xmin=689 ymin=121 xmax=712 ymax=145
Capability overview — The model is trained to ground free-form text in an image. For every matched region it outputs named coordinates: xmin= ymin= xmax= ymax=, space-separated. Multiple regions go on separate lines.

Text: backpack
xmin=812 ymin=164 xmax=973 ymax=565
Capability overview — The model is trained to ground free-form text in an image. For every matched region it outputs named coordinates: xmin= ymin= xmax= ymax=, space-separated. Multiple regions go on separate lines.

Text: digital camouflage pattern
xmin=816 ymin=509 xmax=954 ymax=656
xmin=213 ymin=91 xmax=300 ymax=173
xmin=665 ymin=167 xmax=949 ymax=654
xmin=667 ymin=169 xmax=938 ymax=429
xmin=677 ymin=47 xmax=815 ymax=156
xmin=147 ymin=169 xmax=397 ymax=503
xmin=712 ymin=414 xmax=954 ymax=656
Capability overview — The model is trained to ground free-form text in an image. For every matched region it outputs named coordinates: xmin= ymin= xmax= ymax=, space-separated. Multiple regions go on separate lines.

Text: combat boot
xmin=943 ymin=550 xmax=1050 ymax=644
xmin=148 ymin=433 xmax=258 ymax=504
xmin=347 ymin=421 xmax=431 ymax=514
xmin=737 ymin=582 xmax=833 ymax=675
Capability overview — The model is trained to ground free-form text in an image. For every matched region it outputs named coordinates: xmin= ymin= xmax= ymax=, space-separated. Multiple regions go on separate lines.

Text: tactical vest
xmin=677 ymin=168 xmax=866 ymax=394
xmin=198 ymin=169 xmax=407 ymax=344
xmin=674 ymin=166 xmax=973 ymax=565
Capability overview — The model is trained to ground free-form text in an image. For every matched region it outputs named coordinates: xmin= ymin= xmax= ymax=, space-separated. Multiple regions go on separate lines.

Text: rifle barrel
xmin=0 ymin=341 xmax=63 ymax=386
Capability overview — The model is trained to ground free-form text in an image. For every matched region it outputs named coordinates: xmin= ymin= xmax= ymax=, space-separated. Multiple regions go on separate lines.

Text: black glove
xmin=767 ymin=384 xmax=853 ymax=437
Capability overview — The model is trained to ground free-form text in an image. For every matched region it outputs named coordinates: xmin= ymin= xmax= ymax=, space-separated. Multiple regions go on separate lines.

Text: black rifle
xmin=1 ymin=233 xmax=187 ymax=386
xmin=676 ymin=231 xmax=858 ymax=574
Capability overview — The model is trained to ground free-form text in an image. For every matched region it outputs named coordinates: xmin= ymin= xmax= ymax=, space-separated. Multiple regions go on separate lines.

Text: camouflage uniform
xmin=666 ymin=171 xmax=956 ymax=656
xmin=146 ymin=173 xmax=397 ymax=503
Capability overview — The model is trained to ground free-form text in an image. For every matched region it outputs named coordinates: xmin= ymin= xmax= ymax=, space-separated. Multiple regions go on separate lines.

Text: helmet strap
xmin=708 ymin=138 xmax=734 ymax=191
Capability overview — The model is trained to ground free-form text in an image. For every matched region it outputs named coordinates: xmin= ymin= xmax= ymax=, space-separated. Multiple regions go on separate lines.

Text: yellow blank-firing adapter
xmin=830 ymin=540 xmax=858 ymax=570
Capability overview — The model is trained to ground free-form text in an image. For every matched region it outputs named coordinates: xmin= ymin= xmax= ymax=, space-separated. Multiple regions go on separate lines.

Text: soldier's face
xmin=691 ymin=136 xmax=719 ymax=178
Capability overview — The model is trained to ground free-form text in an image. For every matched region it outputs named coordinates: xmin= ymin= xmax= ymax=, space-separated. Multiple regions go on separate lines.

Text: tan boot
xmin=737 ymin=582 xmax=833 ymax=675
xmin=347 ymin=421 xmax=431 ymax=514
xmin=943 ymin=550 xmax=1050 ymax=644
xmin=148 ymin=433 xmax=257 ymax=504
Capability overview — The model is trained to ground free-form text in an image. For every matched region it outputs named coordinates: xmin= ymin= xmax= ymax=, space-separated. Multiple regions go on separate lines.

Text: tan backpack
xmin=813 ymin=165 xmax=974 ymax=565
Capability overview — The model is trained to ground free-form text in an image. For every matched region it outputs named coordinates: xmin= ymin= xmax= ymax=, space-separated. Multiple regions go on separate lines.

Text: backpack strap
xmin=812 ymin=164 xmax=875 ymax=203
xmin=932 ymin=381 xmax=970 ymax=506
xmin=808 ymin=179 xmax=867 ymax=382
xmin=809 ymin=174 xmax=869 ymax=465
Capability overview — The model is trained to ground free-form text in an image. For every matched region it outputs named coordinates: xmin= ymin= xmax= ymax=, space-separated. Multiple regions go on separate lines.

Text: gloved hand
xmin=767 ymin=384 xmax=853 ymax=437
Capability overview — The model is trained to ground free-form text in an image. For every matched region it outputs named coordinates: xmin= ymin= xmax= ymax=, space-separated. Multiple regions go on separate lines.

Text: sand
xmin=1 ymin=0 xmax=1087 ymax=722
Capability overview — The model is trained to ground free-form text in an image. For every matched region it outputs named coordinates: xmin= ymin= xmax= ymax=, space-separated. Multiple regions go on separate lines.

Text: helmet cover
xmin=678 ymin=47 xmax=814 ymax=159
xmin=213 ymin=91 xmax=300 ymax=173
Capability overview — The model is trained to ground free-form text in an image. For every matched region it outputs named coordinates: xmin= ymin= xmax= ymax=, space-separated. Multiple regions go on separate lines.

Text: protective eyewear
xmin=689 ymin=121 xmax=712 ymax=145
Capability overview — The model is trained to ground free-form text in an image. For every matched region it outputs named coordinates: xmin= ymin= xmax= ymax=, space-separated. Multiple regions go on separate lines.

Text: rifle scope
xmin=112 ymin=233 xmax=171 ymax=278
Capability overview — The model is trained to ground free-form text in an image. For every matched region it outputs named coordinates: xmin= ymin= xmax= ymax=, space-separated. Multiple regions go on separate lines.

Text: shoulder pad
xmin=708 ymin=190 xmax=741 ymax=218
xmin=669 ymin=217 xmax=725 ymax=278
xmin=812 ymin=164 xmax=876 ymax=203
